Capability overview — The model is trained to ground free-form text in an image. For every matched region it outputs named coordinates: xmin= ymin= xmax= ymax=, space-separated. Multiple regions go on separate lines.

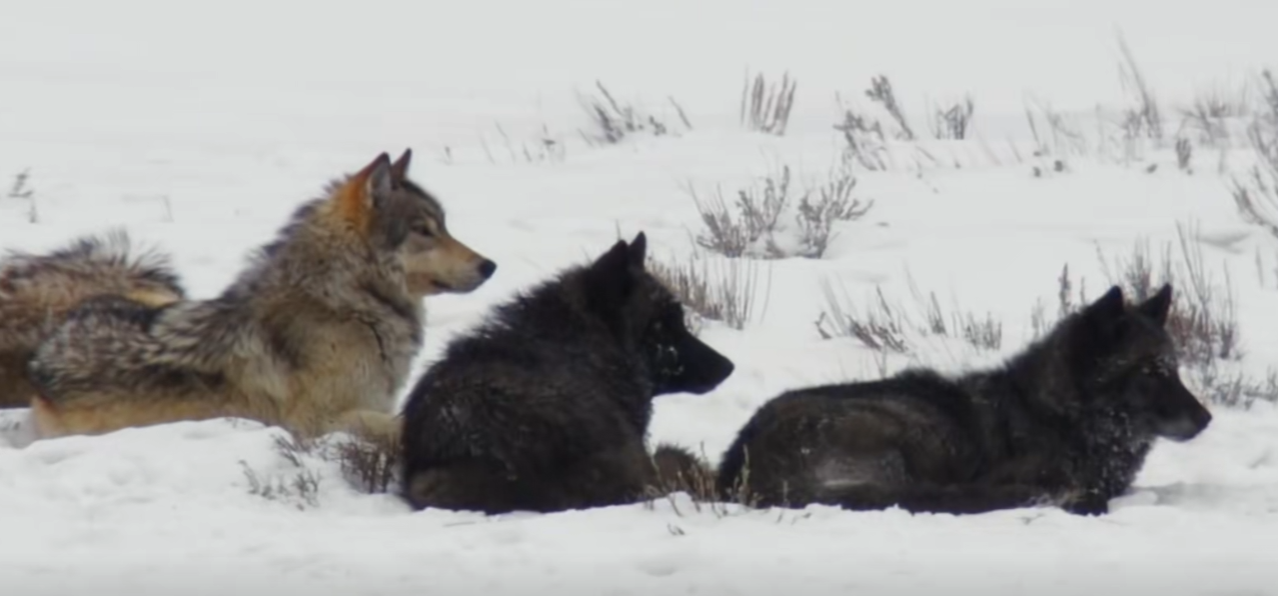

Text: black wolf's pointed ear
xmin=585 ymin=239 xmax=637 ymax=311
xmin=627 ymin=232 xmax=648 ymax=268
xmin=1080 ymin=285 xmax=1127 ymax=346
xmin=1138 ymin=283 xmax=1173 ymax=326
xmin=390 ymin=148 xmax=413 ymax=181
xmin=1085 ymin=285 xmax=1125 ymax=321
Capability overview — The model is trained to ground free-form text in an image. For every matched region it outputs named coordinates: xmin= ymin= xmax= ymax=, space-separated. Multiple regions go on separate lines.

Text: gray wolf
xmin=0 ymin=232 xmax=185 ymax=408
xmin=400 ymin=232 xmax=735 ymax=514
xmin=717 ymin=284 xmax=1213 ymax=516
xmin=27 ymin=149 xmax=495 ymax=443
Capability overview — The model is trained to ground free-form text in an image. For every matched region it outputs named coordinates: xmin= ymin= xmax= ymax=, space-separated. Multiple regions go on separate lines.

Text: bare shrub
xmin=955 ymin=312 xmax=1003 ymax=351
xmin=7 ymin=169 xmax=33 ymax=199
xmin=865 ymin=75 xmax=915 ymax=141
xmin=690 ymin=168 xmax=792 ymax=258
xmin=240 ymin=461 xmax=322 ymax=510
xmin=1229 ymin=165 xmax=1278 ymax=238
xmin=692 ymin=165 xmax=873 ymax=260
xmin=7 ymin=169 xmax=37 ymax=223
xmin=741 ymin=70 xmax=797 ymax=136
xmin=329 ymin=432 xmax=400 ymax=495
xmin=244 ymin=427 xmax=402 ymax=505
xmin=239 ymin=433 xmax=325 ymax=510
xmin=816 ymin=281 xmax=909 ymax=353
xmin=578 ymin=81 xmax=683 ymax=145
xmin=817 ymin=278 xmax=1004 ymax=354
xmin=1176 ymin=137 xmax=1193 ymax=173
xmin=1228 ymin=122 xmax=1278 ymax=238
xmin=834 ymin=105 xmax=889 ymax=171
xmin=1260 ymin=70 xmax=1278 ymax=124
xmin=1178 ymin=84 xmax=1250 ymax=146
xmin=930 ymin=95 xmax=976 ymax=140
xmin=1024 ymin=100 xmax=1084 ymax=176
xmin=794 ymin=166 xmax=873 ymax=258
xmin=647 ymin=251 xmax=770 ymax=331
xmin=1116 ymin=32 xmax=1164 ymax=143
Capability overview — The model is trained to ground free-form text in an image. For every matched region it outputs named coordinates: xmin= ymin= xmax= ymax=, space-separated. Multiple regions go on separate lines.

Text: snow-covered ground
xmin=3 ymin=0 xmax=1278 ymax=593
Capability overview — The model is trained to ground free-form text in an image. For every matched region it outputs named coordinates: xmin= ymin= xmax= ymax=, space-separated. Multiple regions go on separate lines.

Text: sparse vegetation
xmin=646 ymin=250 xmax=770 ymax=331
xmin=1229 ymin=76 xmax=1278 ymax=238
xmin=1117 ymin=32 xmax=1165 ymax=144
xmin=7 ymin=169 xmax=33 ymax=200
xmin=238 ymin=427 xmax=402 ymax=508
xmin=481 ymin=123 xmax=567 ymax=165
xmin=740 ymin=70 xmax=797 ymax=136
xmin=691 ymin=164 xmax=872 ymax=260
xmin=833 ymin=104 xmax=889 ymax=171
xmin=866 ymin=75 xmax=915 ymax=141
xmin=816 ymin=282 xmax=909 ymax=352
xmin=6 ymin=169 xmax=37 ymax=222
xmin=815 ymin=278 xmax=1004 ymax=354
xmin=578 ymin=80 xmax=687 ymax=145
xmin=930 ymin=95 xmax=976 ymax=140
xmin=1176 ymin=137 xmax=1193 ymax=173
xmin=1178 ymin=83 xmax=1250 ymax=147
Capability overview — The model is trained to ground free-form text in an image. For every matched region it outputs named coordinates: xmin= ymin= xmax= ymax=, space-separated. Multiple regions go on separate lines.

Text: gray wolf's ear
xmin=390 ymin=148 xmax=413 ymax=181
xmin=334 ymin=152 xmax=393 ymax=227
xmin=1137 ymin=284 xmax=1173 ymax=326
xmin=370 ymin=154 xmax=395 ymax=195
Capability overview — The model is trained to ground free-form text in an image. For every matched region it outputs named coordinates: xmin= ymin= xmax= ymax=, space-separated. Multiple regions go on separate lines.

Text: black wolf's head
xmin=1071 ymin=284 xmax=1212 ymax=441
xmin=581 ymin=232 xmax=735 ymax=396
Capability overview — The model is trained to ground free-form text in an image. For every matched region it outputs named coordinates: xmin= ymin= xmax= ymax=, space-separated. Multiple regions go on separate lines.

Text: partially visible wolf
xmin=717 ymin=284 xmax=1213 ymax=516
xmin=28 ymin=149 xmax=495 ymax=443
xmin=400 ymin=233 xmax=735 ymax=514
xmin=0 ymin=232 xmax=185 ymax=408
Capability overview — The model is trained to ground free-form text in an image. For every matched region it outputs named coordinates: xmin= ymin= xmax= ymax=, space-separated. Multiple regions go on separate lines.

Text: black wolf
xmin=400 ymin=232 xmax=735 ymax=514
xmin=717 ymin=284 xmax=1212 ymax=516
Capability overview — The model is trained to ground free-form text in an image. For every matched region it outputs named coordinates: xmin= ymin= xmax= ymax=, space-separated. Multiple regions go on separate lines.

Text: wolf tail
xmin=0 ymin=229 xmax=185 ymax=308
xmin=651 ymin=443 xmax=714 ymax=495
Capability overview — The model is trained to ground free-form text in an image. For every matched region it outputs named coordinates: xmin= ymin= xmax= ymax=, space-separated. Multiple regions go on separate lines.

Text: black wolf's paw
xmin=1062 ymin=496 xmax=1110 ymax=516
xmin=1038 ymin=488 xmax=1109 ymax=516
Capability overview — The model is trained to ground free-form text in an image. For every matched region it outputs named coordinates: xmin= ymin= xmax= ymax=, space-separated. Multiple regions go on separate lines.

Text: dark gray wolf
xmin=28 ymin=149 xmax=495 ymax=443
xmin=0 ymin=231 xmax=185 ymax=408
xmin=400 ymin=232 xmax=735 ymax=514
xmin=717 ymin=284 xmax=1212 ymax=515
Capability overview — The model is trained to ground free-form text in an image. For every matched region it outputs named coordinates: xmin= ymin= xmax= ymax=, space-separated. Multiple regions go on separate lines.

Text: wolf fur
xmin=400 ymin=233 xmax=735 ymax=514
xmin=28 ymin=149 xmax=495 ymax=443
xmin=0 ymin=231 xmax=185 ymax=408
xmin=717 ymin=284 xmax=1213 ymax=516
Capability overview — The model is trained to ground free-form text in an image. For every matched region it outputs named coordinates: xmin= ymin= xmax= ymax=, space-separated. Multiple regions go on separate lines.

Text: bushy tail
xmin=0 ymin=229 xmax=185 ymax=309
xmin=650 ymin=443 xmax=716 ymax=497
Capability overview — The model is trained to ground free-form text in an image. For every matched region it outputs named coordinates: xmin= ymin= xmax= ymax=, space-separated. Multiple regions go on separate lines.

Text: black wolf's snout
xmin=478 ymin=259 xmax=497 ymax=280
xmin=1162 ymin=404 xmax=1212 ymax=442
xmin=677 ymin=336 xmax=735 ymax=395
xmin=1158 ymin=383 xmax=1213 ymax=442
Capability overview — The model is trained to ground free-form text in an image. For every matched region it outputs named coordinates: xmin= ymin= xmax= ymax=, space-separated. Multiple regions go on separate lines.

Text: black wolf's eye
xmin=417 ymin=225 xmax=435 ymax=238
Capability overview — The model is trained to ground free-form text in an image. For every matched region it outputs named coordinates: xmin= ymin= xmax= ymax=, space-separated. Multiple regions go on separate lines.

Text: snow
xmin=3 ymin=0 xmax=1278 ymax=593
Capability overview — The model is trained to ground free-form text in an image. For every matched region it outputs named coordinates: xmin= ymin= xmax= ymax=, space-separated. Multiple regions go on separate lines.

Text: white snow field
xmin=4 ymin=0 xmax=1278 ymax=594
